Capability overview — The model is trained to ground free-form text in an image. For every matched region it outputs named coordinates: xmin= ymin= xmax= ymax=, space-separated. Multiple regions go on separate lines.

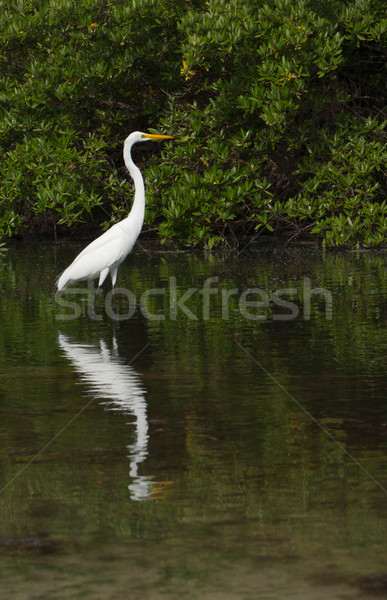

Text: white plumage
xmin=57 ymin=131 xmax=172 ymax=300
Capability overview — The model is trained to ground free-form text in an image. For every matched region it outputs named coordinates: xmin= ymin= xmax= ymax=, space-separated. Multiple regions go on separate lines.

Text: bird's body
xmin=57 ymin=219 xmax=139 ymax=291
xmin=57 ymin=131 xmax=172 ymax=304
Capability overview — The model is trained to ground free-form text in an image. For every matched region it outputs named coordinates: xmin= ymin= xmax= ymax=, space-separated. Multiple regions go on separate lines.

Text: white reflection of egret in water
xmin=58 ymin=333 xmax=153 ymax=501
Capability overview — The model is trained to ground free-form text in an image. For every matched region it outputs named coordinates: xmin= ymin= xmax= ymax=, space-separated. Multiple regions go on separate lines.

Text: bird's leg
xmin=111 ymin=285 xmax=116 ymax=316
xmin=90 ymin=268 xmax=109 ymax=319
xmin=87 ymin=280 xmax=103 ymax=321
xmin=91 ymin=285 xmax=102 ymax=316
xmin=110 ymin=269 xmax=118 ymax=319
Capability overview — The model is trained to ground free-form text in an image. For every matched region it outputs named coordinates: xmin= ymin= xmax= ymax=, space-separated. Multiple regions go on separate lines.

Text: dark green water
xmin=0 ymin=241 xmax=386 ymax=599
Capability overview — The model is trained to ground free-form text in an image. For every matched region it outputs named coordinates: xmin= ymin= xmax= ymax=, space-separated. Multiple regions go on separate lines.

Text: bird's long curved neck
xmin=123 ymin=141 xmax=145 ymax=226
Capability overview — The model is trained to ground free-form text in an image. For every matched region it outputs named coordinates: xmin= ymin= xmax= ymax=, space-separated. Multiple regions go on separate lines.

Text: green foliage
xmin=0 ymin=0 xmax=386 ymax=246
xmin=0 ymin=0 xmax=183 ymax=235
xmin=149 ymin=0 xmax=386 ymax=247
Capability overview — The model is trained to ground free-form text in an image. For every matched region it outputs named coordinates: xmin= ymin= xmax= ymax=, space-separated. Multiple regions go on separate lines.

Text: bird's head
xmin=125 ymin=131 xmax=173 ymax=146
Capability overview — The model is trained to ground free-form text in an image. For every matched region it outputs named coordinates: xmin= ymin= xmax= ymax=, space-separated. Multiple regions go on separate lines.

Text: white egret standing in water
xmin=57 ymin=131 xmax=173 ymax=309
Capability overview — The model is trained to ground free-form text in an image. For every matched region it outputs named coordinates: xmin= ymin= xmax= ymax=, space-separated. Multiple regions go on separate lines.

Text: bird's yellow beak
xmin=142 ymin=133 xmax=174 ymax=140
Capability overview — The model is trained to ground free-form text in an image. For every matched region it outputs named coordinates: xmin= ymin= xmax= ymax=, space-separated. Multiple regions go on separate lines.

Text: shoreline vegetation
xmin=0 ymin=0 xmax=386 ymax=248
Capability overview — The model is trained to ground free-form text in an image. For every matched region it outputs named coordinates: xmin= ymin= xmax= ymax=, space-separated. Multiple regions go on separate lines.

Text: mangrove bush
xmin=0 ymin=0 xmax=386 ymax=247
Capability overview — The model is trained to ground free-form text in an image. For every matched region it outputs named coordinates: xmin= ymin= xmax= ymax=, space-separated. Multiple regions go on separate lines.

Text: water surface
xmin=0 ymin=241 xmax=386 ymax=599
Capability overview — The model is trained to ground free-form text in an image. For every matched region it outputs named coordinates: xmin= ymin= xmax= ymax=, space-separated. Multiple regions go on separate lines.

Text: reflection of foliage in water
xmin=0 ymin=243 xmax=386 ymax=581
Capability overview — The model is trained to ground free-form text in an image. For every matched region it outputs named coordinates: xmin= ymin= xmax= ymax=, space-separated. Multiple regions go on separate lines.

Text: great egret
xmin=57 ymin=131 xmax=173 ymax=310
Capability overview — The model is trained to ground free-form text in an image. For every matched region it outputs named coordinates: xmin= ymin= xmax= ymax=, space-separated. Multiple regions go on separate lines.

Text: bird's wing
xmin=59 ymin=236 xmax=129 ymax=288
xmin=72 ymin=222 xmax=124 ymax=264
